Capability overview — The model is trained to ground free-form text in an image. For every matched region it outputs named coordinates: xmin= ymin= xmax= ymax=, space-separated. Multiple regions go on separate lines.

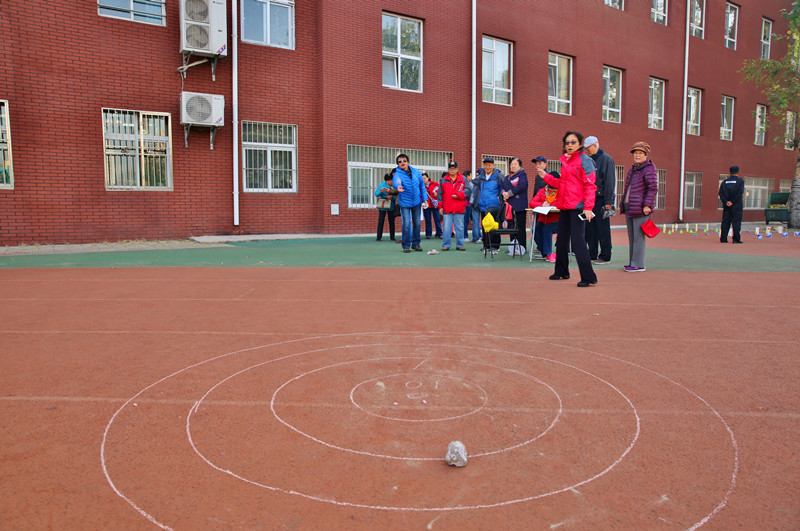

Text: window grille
xmin=242 ymin=121 xmax=297 ymax=192
xmin=656 ymin=169 xmax=667 ymax=210
xmin=481 ymin=154 xmax=512 ymax=176
xmin=102 ymin=109 xmax=172 ymax=190
xmin=347 ymin=145 xmax=451 ymax=208
xmin=0 ymin=100 xmax=12 ymax=189
xmin=98 ymin=0 xmax=166 ymax=25
xmin=614 ymin=165 xmax=625 ymax=209
xmin=684 ymin=171 xmax=702 ymax=209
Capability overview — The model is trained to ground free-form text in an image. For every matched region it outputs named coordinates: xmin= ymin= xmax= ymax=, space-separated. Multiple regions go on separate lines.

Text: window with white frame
xmin=761 ymin=19 xmax=773 ymax=59
xmin=687 ymin=87 xmax=701 ymax=135
xmin=656 ymin=169 xmax=667 ymax=210
xmin=242 ymin=121 xmax=297 ymax=192
xmin=382 ymin=13 xmax=422 ymax=92
xmin=786 ymin=111 xmax=798 ymax=150
xmin=651 ymin=0 xmax=667 ymax=25
xmin=724 ymin=3 xmax=738 ymax=49
xmin=720 ymin=95 xmax=735 ymax=140
xmin=548 ymin=53 xmax=572 ymax=115
xmin=743 ymin=177 xmax=772 ymax=209
xmin=649 ymin=78 xmax=665 ymax=129
xmin=684 ymin=171 xmax=702 ymax=209
xmin=755 ymin=104 xmax=767 ymax=146
xmin=242 ymin=0 xmax=295 ymax=49
xmin=779 ymin=179 xmax=792 ymax=193
xmin=0 ymin=101 xmax=12 ymax=189
xmin=346 ymin=145 xmax=451 ymax=208
xmin=102 ymin=109 xmax=172 ymax=190
xmin=98 ymin=0 xmax=165 ymax=25
xmin=602 ymin=66 xmax=622 ymax=123
xmin=690 ymin=0 xmax=705 ymax=38
xmin=482 ymin=37 xmax=512 ymax=105
xmin=604 ymin=0 xmax=623 ymax=9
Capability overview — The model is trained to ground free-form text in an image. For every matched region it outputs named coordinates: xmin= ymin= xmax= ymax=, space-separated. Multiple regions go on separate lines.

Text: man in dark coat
xmin=719 ymin=165 xmax=745 ymax=244
xmin=583 ymin=136 xmax=616 ymax=263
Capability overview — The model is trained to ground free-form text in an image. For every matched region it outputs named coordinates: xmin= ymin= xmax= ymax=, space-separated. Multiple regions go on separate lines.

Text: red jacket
xmin=529 ymin=187 xmax=560 ymax=224
xmin=543 ymin=152 xmax=597 ymax=211
xmin=425 ymin=181 xmax=440 ymax=209
xmin=438 ymin=173 xmax=467 ymax=214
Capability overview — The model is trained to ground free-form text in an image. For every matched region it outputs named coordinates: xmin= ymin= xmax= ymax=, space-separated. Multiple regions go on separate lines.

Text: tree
xmin=740 ymin=2 xmax=800 ymax=227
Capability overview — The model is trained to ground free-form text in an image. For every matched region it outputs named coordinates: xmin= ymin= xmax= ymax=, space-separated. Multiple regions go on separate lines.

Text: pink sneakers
xmin=546 ymin=253 xmax=556 ymax=263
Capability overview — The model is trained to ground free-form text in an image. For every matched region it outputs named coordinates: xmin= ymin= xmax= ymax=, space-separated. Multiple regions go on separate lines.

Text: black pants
xmin=377 ymin=209 xmax=398 ymax=240
xmin=512 ymin=210 xmax=527 ymax=248
xmin=585 ymin=200 xmax=612 ymax=261
xmin=555 ymin=209 xmax=597 ymax=283
xmin=481 ymin=210 xmax=501 ymax=250
xmin=721 ymin=205 xmax=742 ymax=242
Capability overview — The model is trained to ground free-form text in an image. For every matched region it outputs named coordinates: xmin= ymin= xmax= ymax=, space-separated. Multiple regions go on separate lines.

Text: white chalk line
xmin=100 ymin=330 xmax=735 ymax=528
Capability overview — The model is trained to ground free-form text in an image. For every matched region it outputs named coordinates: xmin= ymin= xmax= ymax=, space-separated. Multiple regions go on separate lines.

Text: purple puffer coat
xmin=621 ymin=158 xmax=657 ymax=217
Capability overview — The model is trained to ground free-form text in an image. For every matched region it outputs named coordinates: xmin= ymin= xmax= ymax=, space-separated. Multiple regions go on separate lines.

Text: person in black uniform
xmin=719 ymin=165 xmax=745 ymax=244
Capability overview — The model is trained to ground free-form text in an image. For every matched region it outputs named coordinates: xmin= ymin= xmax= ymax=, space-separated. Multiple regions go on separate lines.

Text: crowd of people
xmin=375 ymin=131 xmax=666 ymax=287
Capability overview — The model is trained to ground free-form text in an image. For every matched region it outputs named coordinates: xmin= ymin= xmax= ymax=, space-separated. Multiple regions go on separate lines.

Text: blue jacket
xmin=375 ymin=181 xmax=396 ymax=211
xmin=473 ymin=168 xmax=503 ymax=211
xmin=392 ymin=165 xmax=429 ymax=207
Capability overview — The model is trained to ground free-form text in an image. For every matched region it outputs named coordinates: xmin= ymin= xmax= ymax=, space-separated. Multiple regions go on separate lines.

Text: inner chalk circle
xmin=350 ymin=372 xmax=488 ymax=422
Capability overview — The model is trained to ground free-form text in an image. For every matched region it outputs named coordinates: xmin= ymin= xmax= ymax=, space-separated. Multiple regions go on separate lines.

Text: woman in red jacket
xmin=537 ymin=131 xmax=598 ymax=287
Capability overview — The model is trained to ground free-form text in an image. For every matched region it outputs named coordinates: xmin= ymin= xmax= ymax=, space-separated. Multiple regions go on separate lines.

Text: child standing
xmin=529 ymin=171 xmax=560 ymax=262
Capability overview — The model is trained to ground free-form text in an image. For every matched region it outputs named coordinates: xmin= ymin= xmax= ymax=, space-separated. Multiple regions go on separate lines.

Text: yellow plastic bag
xmin=482 ymin=212 xmax=499 ymax=233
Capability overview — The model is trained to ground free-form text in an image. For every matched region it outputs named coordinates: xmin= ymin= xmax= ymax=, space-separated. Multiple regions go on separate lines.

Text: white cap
xmin=584 ymin=136 xmax=598 ymax=148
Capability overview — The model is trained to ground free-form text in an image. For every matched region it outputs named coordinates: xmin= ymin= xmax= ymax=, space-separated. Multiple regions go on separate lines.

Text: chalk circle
xmin=350 ymin=372 xmax=488 ymax=422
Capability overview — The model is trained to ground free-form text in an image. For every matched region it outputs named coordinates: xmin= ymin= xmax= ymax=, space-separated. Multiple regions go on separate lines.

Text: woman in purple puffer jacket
xmin=620 ymin=141 xmax=657 ymax=272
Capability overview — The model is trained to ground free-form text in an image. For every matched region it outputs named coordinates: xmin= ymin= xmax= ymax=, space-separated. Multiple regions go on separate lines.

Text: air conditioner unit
xmin=180 ymin=0 xmax=227 ymax=57
xmin=180 ymin=92 xmax=225 ymax=127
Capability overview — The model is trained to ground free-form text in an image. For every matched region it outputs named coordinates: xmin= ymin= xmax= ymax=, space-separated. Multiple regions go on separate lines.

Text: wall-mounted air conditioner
xmin=180 ymin=0 xmax=227 ymax=57
xmin=180 ymin=92 xmax=225 ymax=127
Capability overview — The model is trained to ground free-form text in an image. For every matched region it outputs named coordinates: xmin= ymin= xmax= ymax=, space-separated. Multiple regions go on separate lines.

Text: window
xmin=687 ymin=87 xmax=702 ymax=135
xmin=690 ymin=0 xmax=705 ymax=38
xmin=242 ymin=121 xmax=297 ymax=192
xmin=548 ymin=53 xmax=572 ymax=115
xmin=102 ymin=109 xmax=172 ymax=190
xmin=743 ymin=177 xmax=772 ymax=209
xmin=602 ymin=67 xmax=622 ymax=123
xmin=604 ymin=0 xmax=623 ymax=9
xmin=684 ymin=171 xmax=702 ymax=209
xmin=724 ymin=3 xmax=738 ymax=49
xmin=755 ymin=104 xmax=767 ymax=146
xmin=0 ymin=101 xmax=12 ymax=189
xmin=786 ymin=111 xmax=798 ymax=150
xmin=346 ymin=145 xmax=451 ymax=208
xmin=481 ymin=155 xmax=513 ymax=176
xmin=614 ymin=165 xmax=625 ymax=209
xmin=656 ymin=169 xmax=667 ymax=210
xmin=651 ymin=0 xmax=667 ymax=24
xmin=482 ymin=37 xmax=512 ymax=105
xmin=382 ymin=13 xmax=422 ymax=92
xmin=242 ymin=0 xmax=295 ymax=49
xmin=649 ymin=78 xmax=665 ymax=129
xmin=779 ymin=180 xmax=792 ymax=193
xmin=720 ymin=95 xmax=735 ymax=141
xmin=98 ymin=0 xmax=165 ymax=25
xmin=761 ymin=19 xmax=773 ymax=59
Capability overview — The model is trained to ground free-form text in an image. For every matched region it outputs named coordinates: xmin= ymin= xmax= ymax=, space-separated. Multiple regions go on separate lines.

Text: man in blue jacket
xmin=472 ymin=156 xmax=503 ymax=254
xmin=392 ymin=153 xmax=429 ymax=252
xmin=719 ymin=165 xmax=745 ymax=244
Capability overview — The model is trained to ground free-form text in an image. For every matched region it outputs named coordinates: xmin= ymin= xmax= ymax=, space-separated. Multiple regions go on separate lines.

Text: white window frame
xmin=242 ymin=0 xmax=295 ymax=50
xmin=602 ymin=66 xmax=622 ymax=123
xmin=0 ymin=100 xmax=13 ymax=190
xmin=761 ymin=19 xmax=773 ymax=59
xmin=482 ymin=36 xmax=512 ymax=106
xmin=724 ymin=3 xmax=739 ymax=50
xmin=687 ymin=87 xmax=702 ymax=135
xmin=548 ymin=53 xmax=572 ymax=115
xmin=604 ymin=0 xmax=624 ymax=9
xmin=346 ymin=145 xmax=450 ymax=208
xmin=743 ymin=177 xmax=772 ymax=209
xmin=242 ymin=121 xmax=298 ymax=193
xmin=102 ymin=109 xmax=172 ymax=191
xmin=720 ymin=95 xmax=735 ymax=141
xmin=786 ymin=111 xmax=798 ymax=150
xmin=98 ymin=0 xmax=166 ymax=25
xmin=684 ymin=171 xmax=702 ymax=209
xmin=651 ymin=0 xmax=668 ymax=25
xmin=382 ymin=13 xmax=423 ymax=93
xmin=690 ymin=0 xmax=705 ymax=38
xmin=649 ymin=78 xmax=665 ymax=130
xmin=755 ymin=104 xmax=767 ymax=146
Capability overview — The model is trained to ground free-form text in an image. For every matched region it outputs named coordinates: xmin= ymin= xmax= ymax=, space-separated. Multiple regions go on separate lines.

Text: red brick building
xmin=1 ymin=0 xmax=795 ymax=244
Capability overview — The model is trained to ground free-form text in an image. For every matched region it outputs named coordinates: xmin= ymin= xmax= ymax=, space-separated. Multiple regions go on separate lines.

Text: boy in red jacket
xmin=529 ymin=171 xmax=560 ymax=262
